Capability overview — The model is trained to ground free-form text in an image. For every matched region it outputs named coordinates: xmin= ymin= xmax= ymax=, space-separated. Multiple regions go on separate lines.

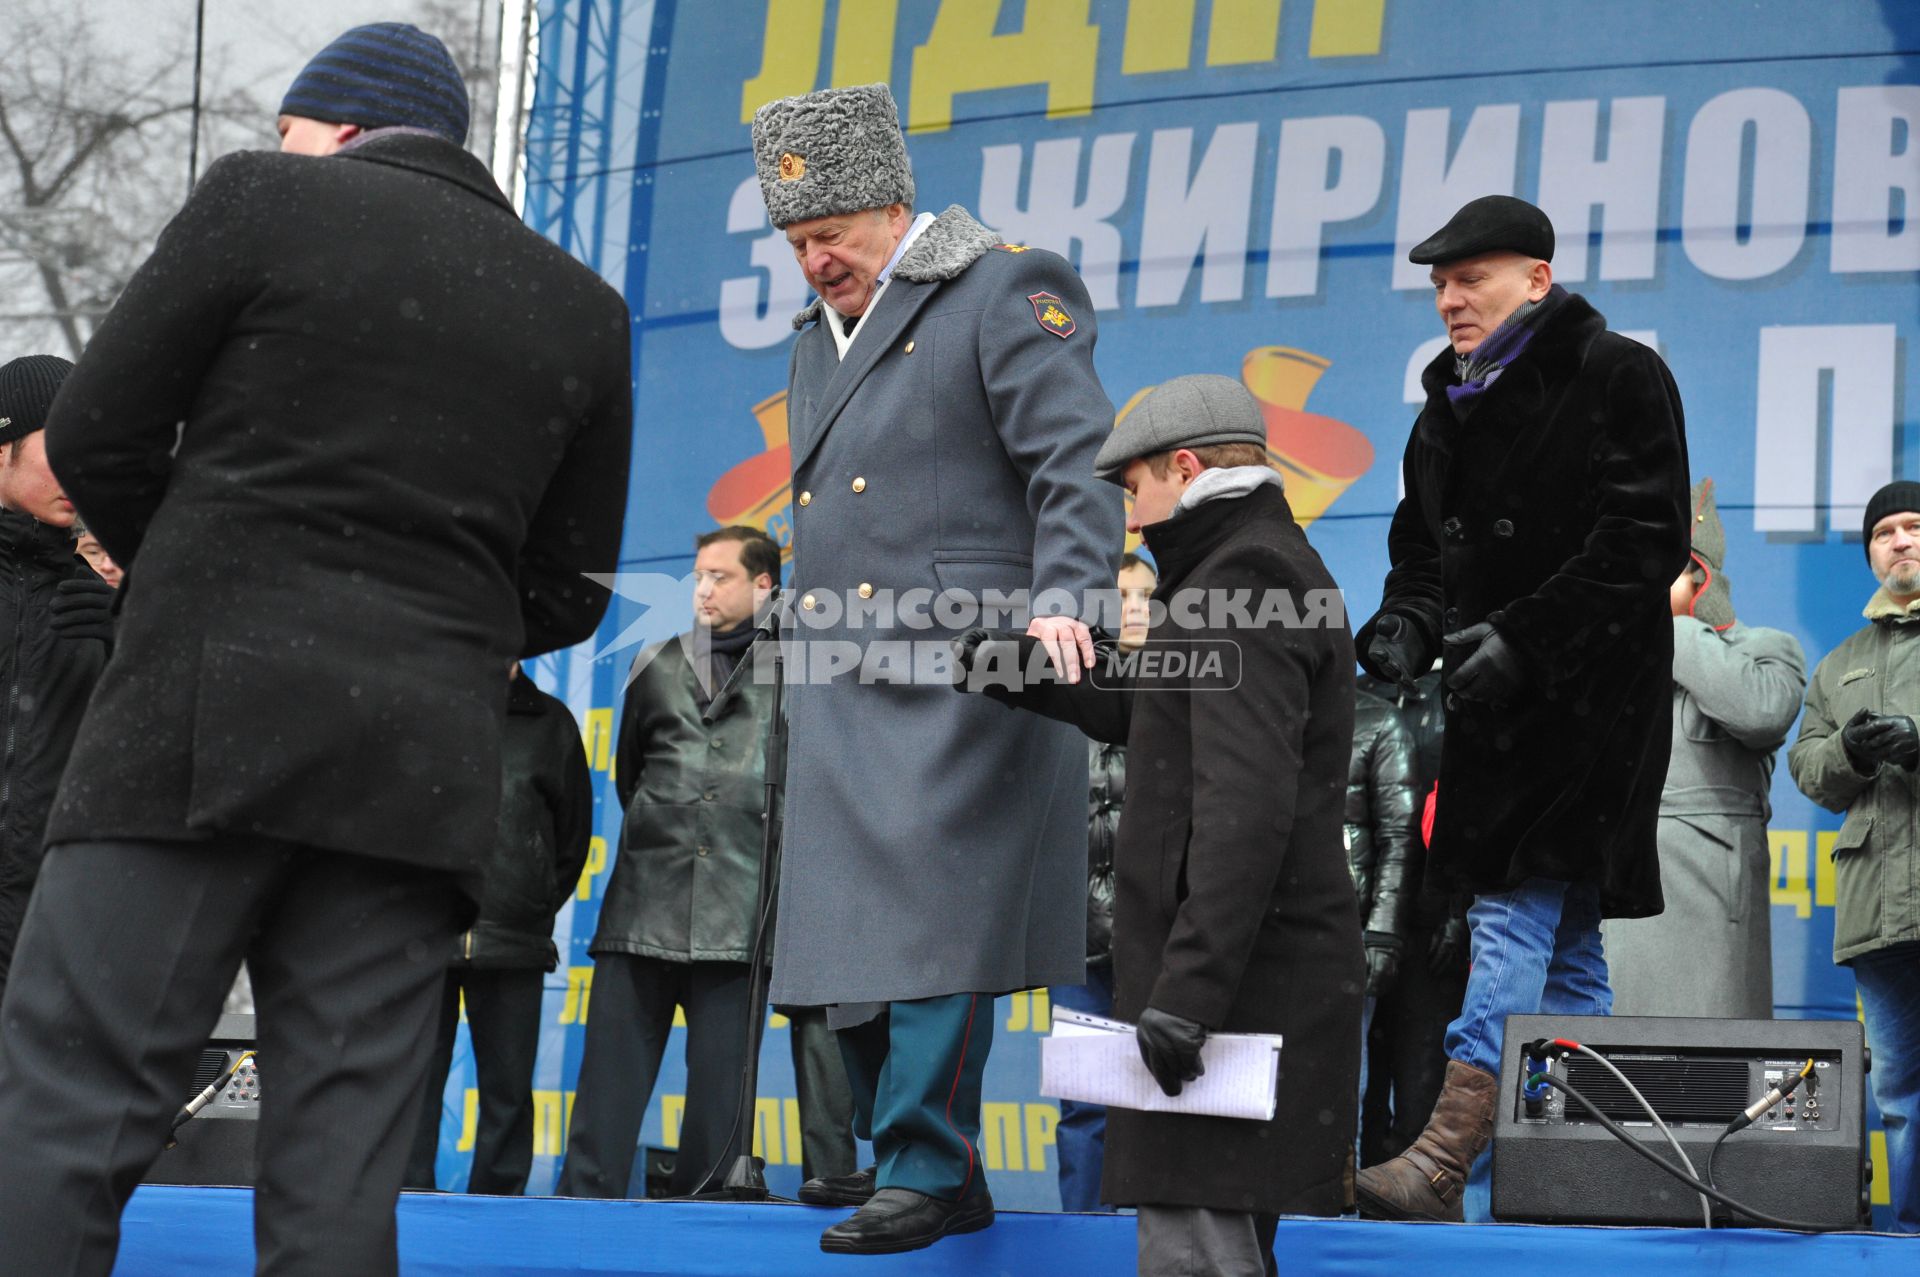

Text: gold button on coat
xmin=904 ymin=340 xmax=915 ymax=354
xmin=857 ymin=583 xmax=874 ymax=599
xmin=798 ymin=491 xmax=812 ymax=506
xmin=851 ymin=477 xmax=866 ymax=493
xmin=802 ymin=593 xmax=817 ymax=611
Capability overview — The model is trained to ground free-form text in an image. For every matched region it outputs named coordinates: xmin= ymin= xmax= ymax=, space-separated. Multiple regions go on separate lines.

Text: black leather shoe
xmin=818 ymin=1186 xmax=995 ymax=1254
xmin=798 ymin=1165 xmax=876 ymax=1207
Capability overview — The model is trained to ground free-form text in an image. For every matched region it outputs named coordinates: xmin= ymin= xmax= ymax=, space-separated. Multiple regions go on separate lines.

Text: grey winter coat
xmin=1789 ymin=589 xmax=1920 ymax=964
xmin=1605 ymin=618 xmax=1805 ymax=1016
xmin=769 ymin=205 xmax=1125 ymax=1007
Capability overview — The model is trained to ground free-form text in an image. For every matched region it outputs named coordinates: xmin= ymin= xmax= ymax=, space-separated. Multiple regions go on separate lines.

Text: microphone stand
xmin=689 ymin=590 xmax=790 ymax=1200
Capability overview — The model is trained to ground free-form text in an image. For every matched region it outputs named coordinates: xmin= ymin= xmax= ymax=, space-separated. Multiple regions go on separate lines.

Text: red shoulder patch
xmin=1028 ymin=291 xmax=1075 ymax=339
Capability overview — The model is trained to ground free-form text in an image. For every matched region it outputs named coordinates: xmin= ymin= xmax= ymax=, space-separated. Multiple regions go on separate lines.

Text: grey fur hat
xmin=1094 ymin=374 xmax=1269 ymax=484
xmin=751 ymin=83 xmax=915 ymax=228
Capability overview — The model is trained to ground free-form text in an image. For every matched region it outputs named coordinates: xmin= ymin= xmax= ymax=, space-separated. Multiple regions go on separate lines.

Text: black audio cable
xmin=1707 ymin=1058 xmax=1816 ymax=1194
xmin=167 ymin=1050 xmax=255 ymax=1149
xmin=1529 ymin=1071 xmax=1843 ymax=1233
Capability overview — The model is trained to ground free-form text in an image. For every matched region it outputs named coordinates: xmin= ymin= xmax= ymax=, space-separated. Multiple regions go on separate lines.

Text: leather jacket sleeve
xmin=1362 ymin=709 xmax=1420 ymax=942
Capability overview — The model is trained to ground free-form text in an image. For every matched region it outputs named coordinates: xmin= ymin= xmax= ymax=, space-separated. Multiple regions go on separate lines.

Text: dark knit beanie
xmin=1864 ymin=480 xmax=1920 ymax=557
xmin=280 ymin=23 xmax=469 ymax=146
xmin=0 ymin=355 xmax=75 ymax=446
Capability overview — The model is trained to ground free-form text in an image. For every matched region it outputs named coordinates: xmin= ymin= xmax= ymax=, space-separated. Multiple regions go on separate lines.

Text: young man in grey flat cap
xmin=956 ymin=373 xmax=1363 ymax=1277
xmin=750 ymin=82 xmax=1123 ymax=1254
xmin=0 ymin=24 xmax=630 ymax=1276
xmin=1354 ymin=195 xmax=1690 ymax=1222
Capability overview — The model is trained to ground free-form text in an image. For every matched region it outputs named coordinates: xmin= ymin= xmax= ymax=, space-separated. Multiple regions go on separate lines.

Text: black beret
xmin=1408 ymin=195 xmax=1554 ymax=266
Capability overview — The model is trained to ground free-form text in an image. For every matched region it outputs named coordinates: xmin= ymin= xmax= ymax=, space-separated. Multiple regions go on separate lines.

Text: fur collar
xmin=1864 ymin=584 xmax=1920 ymax=623
xmin=792 ymin=204 xmax=1000 ymax=330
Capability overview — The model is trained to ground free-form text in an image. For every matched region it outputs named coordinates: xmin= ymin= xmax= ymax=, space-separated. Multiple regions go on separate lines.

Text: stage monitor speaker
xmin=145 ymin=1013 xmax=258 ymax=1188
xmin=1491 ymin=1013 xmax=1869 ymax=1228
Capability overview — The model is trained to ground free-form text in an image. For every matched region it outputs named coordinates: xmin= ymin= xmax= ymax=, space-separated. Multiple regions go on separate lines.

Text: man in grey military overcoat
xmin=750 ymin=83 xmax=1123 ymax=1255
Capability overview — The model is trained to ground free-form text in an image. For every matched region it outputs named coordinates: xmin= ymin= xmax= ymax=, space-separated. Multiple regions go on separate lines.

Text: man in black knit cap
xmin=0 ymin=22 xmax=630 ymax=1277
xmin=0 ymin=355 xmax=114 ymax=1007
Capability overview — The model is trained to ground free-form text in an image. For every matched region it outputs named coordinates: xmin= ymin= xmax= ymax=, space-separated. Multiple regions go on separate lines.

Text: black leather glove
xmin=49 ymin=576 xmax=116 ymax=644
xmin=1427 ymin=914 xmax=1470 ymax=976
xmin=1135 ymin=1006 xmax=1208 ymax=1097
xmin=950 ymin=627 xmax=992 ymax=687
xmin=1444 ymin=622 xmax=1527 ymax=707
xmin=1841 ymin=708 xmax=1920 ymax=773
xmin=1363 ymin=613 xmax=1424 ymax=694
xmin=1363 ymin=933 xmax=1402 ymax=998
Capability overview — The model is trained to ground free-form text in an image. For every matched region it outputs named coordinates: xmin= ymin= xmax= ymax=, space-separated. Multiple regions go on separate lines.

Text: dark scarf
xmin=1447 ymin=284 xmax=1568 ymax=420
xmin=693 ymin=620 xmax=757 ymax=706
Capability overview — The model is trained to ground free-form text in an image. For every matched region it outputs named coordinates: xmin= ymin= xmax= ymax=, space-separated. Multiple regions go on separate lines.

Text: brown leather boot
xmin=1354 ymin=1060 xmax=1496 ymax=1221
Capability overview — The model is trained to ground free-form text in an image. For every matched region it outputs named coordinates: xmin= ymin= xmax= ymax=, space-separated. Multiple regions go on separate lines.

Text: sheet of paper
xmin=1040 ymin=1015 xmax=1282 ymax=1121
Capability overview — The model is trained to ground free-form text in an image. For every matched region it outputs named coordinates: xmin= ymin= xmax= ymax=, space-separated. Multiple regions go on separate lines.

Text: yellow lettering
xmin=1122 ymin=0 xmax=1196 ymax=74
xmin=1872 ymin=1130 xmax=1890 ymax=1206
xmin=457 ymin=1088 xmax=479 ymax=1152
xmin=909 ymin=0 xmax=1099 ymax=133
xmin=784 ymin=1098 xmax=804 ymax=1167
xmin=558 ymin=966 xmax=595 ymax=1024
xmin=1004 ymin=991 xmax=1030 ymax=1033
xmin=981 ymin=1101 xmax=1024 ymax=1172
xmin=751 ymin=1096 xmax=786 ymax=1164
xmin=662 ymin=1094 xmax=686 ymax=1148
xmin=1768 ymin=830 xmax=1812 ymax=919
xmin=673 ymin=1003 xmax=687 ymax=1029
xmin=1031 ymin=987 xmax=1051 ymax=1034
xmin=1024 ymin=1103 xmax=1059 ymax=1175
xmin=769 ymin=1010 xmax=791 ymax=1029
xmin=1308 ymin=0 xmax=1388 ymax=58
xmin=1205 ymin=0 xmax=1282 ymax=67
xmin=583 ymin=708 xmax=615 ymax=771
xmin=830 ymin=0 xmax=898 ymax=85
xmin=577 ymin=836 xmax=608 ymax=901
xmin=533 ymin=1090 xmax=569 ymax=1156
xmin=1815 ymin=830 xmax=1839 ymax=908
xmin=741 ymin=0 xmax=827 ymax=123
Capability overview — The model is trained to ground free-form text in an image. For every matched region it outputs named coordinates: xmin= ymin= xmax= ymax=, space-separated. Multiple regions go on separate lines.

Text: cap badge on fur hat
xmin=778 ymin=152 xmax=806 ymax=181
xmin=1030 ymin=292 xmax=1076 ymax=339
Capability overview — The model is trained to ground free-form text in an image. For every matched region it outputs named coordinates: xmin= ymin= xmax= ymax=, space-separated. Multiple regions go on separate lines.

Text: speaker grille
xmin=190 ymin=1048 xmax=228 ymax=1095
xmin=1561 ymin=1056 xmax=1749 ymax=1123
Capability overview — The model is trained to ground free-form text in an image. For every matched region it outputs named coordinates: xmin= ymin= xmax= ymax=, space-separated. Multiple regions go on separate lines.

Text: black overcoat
xmin=987 ymin=482 xmax=1363 ymax=1216
xmin=1356 ymin=295 xmax=1690 ymax=918
xmin=41 ymin=134 xmax=632 ymax=893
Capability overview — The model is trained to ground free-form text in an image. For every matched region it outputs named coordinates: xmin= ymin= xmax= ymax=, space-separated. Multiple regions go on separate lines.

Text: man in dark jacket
xmin=1051 ymin=551 xmax=1154 ymax=1214
xmin=559 ymin=527 xmax=787 ymax=1199
xmin=0 ymin=24 xmax=631 ymax=1276
xmin=1354 ymin=196 xmax=1690 ymax=1223
xmin=405 ymin=665 xmax=593 ymax=1195
xmin=0 ymin=355 xmax=115 ymax=1006
xmin=960 ymin=373 xmax=1363 ymax=1277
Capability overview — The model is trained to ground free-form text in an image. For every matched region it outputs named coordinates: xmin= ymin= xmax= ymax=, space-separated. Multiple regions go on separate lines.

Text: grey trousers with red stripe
xmin=834 ymin=992 xmax=995 ymax=1199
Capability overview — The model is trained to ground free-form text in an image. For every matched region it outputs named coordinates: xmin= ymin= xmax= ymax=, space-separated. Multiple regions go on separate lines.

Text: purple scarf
xmin=1446 ymin=284 xmax=1567 ymax=420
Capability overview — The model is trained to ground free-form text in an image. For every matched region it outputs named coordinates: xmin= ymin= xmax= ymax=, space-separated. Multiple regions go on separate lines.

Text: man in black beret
xmin=1353 ymin=195 xmax=1690 ymax=1221
xmin=0 ymin=355 xmax=114 ymax=1008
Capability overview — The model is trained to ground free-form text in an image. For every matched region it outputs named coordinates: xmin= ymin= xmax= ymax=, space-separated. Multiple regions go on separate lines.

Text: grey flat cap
xmin=1094 ymin=374 xmax=1269 ymax=483
xmin=751 ymin=83 xmax=915 ymax=228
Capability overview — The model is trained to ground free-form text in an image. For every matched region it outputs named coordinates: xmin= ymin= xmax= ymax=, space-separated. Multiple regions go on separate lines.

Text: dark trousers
xmin=402 ymin=967 xmax=544 ymax=1194
xmin=1360 ymin=922 xmax=1470 ymax=1167
xmin=0 ymin=836 xmax=463 ymax=1277
xmin=836 ymin=993 xmax=994 ymax=1200
xmin=0 ymin=839 xmax=50 ymax=1006
xmin=1051 ymin=966 xmax=1115 ymax=1212
xmin=784 ymin=1005 xmax=857 ymax=1181
xmin=557 ymin=953 xmax=751 ymax=1197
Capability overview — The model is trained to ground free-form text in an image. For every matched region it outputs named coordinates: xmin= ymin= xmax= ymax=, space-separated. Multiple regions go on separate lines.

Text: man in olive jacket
xmin=406 ymin=666 xmax=593 ymax=1195
xmin=1355 ymin=195 xmax=1690 ymax=1222
xmin=0 ymin=25 xmax=631 ymax=1276
xmin=960 ymin=374 xmax=1363 ymax=1277
xmin=1789 ymin=480 xmax=1920 ymax=1232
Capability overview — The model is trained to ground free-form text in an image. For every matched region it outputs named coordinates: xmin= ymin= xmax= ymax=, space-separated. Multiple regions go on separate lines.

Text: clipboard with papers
xmin=1039 ymin=1007 xmax=1283 ymax=1121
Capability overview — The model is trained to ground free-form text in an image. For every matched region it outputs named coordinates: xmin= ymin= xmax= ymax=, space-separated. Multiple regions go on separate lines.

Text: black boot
xmin=818 ymin=1186 xmax=995 ymax=1254
xmin=798 ymin=1164 xmax=876 ymax=1207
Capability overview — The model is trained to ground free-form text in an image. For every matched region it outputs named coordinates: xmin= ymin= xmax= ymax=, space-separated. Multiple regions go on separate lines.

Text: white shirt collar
xmin=828 ymin=211 xmax=937 ymax=361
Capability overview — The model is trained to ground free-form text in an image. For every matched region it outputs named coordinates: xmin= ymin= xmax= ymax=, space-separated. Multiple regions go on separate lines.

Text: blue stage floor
xmin=113 ymin=1186 xmax=1916 ymax=1275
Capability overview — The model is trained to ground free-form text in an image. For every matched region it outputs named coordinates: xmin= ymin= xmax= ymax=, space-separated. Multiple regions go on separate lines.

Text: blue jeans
xmin=1051 ymin=965 xmax=1116 ymax=1212
xmin=1444 ymin=878 xmax=1612 ymax=1222
xmin=1854 ymin=942 xmax=1920 ymax=1233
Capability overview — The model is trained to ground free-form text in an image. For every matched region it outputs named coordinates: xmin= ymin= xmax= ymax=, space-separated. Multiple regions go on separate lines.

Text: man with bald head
xmin=1354 ymin=196 xmax=1690 ymax=1221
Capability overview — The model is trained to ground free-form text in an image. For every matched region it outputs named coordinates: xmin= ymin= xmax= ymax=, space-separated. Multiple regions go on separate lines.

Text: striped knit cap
xmin=280 ymin=23 xmax=469 ymax=146
xmin=0 ymin=355 xmax=75 ymax=446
